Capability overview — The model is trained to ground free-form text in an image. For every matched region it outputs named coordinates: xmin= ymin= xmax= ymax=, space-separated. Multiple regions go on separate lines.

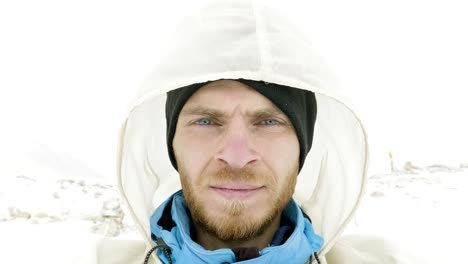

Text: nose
xmin=214 ymin=125 xmax=259 ymax=169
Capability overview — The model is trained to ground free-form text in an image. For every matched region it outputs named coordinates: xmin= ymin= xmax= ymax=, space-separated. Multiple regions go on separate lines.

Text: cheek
xmin=173 ymin=131 xmax=215 ymax=182
xmin=256 ymin=134 xmax=300 ymax=174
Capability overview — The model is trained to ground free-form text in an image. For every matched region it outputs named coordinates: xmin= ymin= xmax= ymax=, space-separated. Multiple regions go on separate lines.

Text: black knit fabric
xmin=165 ymin=79 xmax=317 ymax=172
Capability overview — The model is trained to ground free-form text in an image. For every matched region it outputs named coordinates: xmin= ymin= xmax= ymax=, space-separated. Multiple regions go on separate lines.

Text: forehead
xmin=182 ymin=80 xmax=281 ymax=112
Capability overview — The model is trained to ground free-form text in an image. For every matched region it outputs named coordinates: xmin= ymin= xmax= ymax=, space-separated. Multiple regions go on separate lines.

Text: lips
xmin=210 ymin=184 xmax=264 ymax=199
xmin=213 ymin=184 xmax=262 ymax=190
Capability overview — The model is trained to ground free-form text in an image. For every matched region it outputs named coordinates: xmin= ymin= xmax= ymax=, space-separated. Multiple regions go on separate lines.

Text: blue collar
xmin=150 ymin=190 xmax=323 ymax=263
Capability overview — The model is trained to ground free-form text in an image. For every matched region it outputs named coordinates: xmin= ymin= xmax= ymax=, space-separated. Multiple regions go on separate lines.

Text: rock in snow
xmin=0 ymin=173 xmax=137 ymax=238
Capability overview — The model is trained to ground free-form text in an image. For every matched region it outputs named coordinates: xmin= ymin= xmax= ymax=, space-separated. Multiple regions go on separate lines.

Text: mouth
xmin=210 ymin=184 xmax=264 ymax=199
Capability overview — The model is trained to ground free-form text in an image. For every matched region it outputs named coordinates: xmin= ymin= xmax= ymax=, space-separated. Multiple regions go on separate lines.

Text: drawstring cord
xmin=312 ymin=252 xmax=321 ymax=264
xmin=143 ymin=245 xmax=158 ymax=264
xmin=144 ymin=245 xmax=318 ymax=264
xmin=143 ymin=242 xmax=173 ymax=264
xmin=145 ymin=234 xmax=318 ymax=264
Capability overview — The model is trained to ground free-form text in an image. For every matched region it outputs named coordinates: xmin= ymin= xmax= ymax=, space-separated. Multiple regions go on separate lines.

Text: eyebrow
xmin=180 ymin=107 xmax=225 ymax=119
xmin=180 ymin=106 xmax=288 ymax=120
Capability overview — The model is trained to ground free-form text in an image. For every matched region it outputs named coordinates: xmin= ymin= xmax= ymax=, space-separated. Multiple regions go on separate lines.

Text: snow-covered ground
xmin=346 ymin=165 xmax=468 ymax=263
xmin=0 ymin=165 xmax=139 ymax=264
xmin=1 ymin=162 xmax=466 ymax=263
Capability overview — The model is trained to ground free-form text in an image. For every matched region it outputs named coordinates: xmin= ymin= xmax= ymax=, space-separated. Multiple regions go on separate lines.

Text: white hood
xmin=117 ymin=0 xmax=369 ymax=258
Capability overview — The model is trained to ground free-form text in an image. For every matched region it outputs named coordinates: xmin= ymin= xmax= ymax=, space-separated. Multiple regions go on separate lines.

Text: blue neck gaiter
xmin=150 ymin=190 xmax=323 ymax=263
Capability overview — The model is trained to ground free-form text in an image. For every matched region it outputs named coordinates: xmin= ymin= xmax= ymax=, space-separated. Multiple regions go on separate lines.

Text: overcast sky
xmin=1 ymin=0 xmax=467 ymax=179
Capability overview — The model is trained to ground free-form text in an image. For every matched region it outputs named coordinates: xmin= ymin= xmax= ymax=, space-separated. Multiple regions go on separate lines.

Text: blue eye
xmin=261 ymin=119 xmax=280 ymax=125
xmin=195 ymin=119 xmax=214 ymax=126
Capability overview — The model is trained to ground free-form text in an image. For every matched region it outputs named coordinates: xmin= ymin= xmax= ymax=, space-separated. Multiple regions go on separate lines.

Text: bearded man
xmin=108 ymin=1 xmax=417 ymax=263
xmin=148 ymin=79 xmax=322 ymax=263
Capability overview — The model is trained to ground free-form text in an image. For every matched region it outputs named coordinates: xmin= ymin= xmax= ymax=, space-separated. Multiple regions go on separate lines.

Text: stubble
xmin=179 ymin=166 xmax=297 ymax=242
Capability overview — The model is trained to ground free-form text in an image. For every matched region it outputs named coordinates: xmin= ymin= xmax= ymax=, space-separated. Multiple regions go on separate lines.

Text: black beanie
xmin=165 ymin=79 xmax=317 ymax=172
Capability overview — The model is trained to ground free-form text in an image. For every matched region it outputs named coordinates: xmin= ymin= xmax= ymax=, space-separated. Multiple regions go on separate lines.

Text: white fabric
xmin=102 ymin=1 xmax=419 ymax=263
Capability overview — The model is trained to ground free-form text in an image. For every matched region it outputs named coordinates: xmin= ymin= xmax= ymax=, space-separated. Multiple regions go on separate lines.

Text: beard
xmin=179 ymin=165 xmax=298 ymax=242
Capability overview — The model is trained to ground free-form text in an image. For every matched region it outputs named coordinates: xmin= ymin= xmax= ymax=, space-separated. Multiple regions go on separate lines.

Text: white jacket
xmin=101 ymin=1 xmax=420 ymax=263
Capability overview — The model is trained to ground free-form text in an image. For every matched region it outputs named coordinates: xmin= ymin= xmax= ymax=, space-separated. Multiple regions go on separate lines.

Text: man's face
xmin=173 ymin=80 xmax=300 ymax=241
